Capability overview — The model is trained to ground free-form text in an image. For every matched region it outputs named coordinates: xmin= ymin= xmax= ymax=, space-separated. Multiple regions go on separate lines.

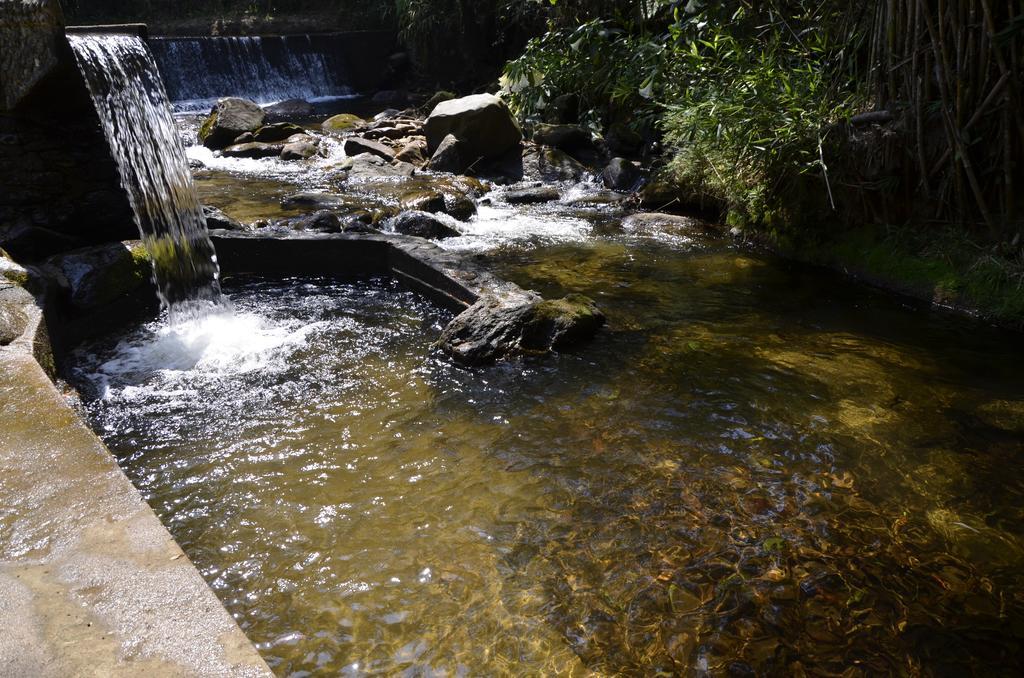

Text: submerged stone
xmin=202 ymin=205 xmax=247 ymax=231
xmin=504 ymin=186 xmax=560 ymax=205
xmin=221 ymin=141 xmax=283 ymax=159
xmin=622 ymin=212 xmax=712 ymax=238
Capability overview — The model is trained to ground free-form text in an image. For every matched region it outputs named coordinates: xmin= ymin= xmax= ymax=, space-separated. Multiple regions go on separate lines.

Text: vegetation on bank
xmin=505 ymin=0 xmax=1024 ymax=325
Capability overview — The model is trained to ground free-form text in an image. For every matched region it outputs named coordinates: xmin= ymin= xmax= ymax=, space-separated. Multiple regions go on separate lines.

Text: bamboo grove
xmin=864 ymin=0 xmax=1022 ymax=237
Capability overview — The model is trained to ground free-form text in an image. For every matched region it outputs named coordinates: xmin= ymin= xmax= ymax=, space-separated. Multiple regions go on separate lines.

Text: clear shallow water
xmin=68 ymin=115 xmax=1024 ymax=676
xmin=73 ymin=246 xmax=1024 ymax=675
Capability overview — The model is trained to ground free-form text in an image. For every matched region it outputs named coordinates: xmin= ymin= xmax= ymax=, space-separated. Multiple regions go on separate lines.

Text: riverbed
xmin=70 ymin=111 xmax=1024 ymax=676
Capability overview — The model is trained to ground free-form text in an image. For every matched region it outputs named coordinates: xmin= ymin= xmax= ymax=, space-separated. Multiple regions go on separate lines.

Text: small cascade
xmin=149 ymin=34 xmax=354 ymax=110
xmin=67 ymin=33 xmax=224 ymax=314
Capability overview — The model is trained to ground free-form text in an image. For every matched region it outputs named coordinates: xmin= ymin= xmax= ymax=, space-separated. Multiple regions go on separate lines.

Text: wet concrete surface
xmin=0 ymin=298 xmax=271 ymax=677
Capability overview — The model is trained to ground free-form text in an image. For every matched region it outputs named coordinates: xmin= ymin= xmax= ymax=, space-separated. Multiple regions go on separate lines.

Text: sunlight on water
xmin=441 ymin=202 xmax=594 ymax=253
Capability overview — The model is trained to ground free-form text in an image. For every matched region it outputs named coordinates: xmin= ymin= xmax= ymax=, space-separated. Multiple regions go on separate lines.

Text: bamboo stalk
xmin=920 ymin=0 xmax=995 ymax=229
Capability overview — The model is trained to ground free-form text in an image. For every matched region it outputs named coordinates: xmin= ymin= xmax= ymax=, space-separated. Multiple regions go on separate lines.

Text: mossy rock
xmin=322 ymin=113 xmax=365 ymax=133
xmin=522 ymin=294 xmax=605 ymax=351
xmin=47 ymin=241 xmax=154 ymax=312
xmin=198 ymin=111 xmax=218 ymax=144
xmin=0 ymin=248 xmax=30 ymax=287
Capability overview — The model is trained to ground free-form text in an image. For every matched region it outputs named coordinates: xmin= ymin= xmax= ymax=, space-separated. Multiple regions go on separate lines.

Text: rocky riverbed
xmin=180 ymin=91 xmax=707 ymax=362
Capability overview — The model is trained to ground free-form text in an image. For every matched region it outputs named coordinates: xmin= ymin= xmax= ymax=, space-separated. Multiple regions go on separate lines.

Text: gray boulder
xmin=281 ymin=138 xmax=319 ymax=160
xmin=344 ymin=136 xmax=395 ymax=161
xmin=399 ymin=190 xmax=446 ymax=214
xmin=388 ymin=211 xmax=461 ymax=240
xmin=602 ymin=157 xmax=642 ymax=191
xmin=425 ymin=94 xmax=522 ymax=159
xmin=528 ymin=147 xmax=589 ymax=182
xmin=291 ymin=211 xmax=343 ymax=233
xmin=438 ymin=293 xmax=605 ymax=365
xmin=395 ymin=138 xmax=428 ymax=165
xmin=200 ymin=97 xmax=266 ymax=150
xmin=45 ymin=241 xmax=154 ymax=313
xmin=0 ymin=286 xmax=31 ymax=346
xmin=341 ymin=153 xmax=416 ymax=180
xmin=1 ymin=249 xmax=29 ymax=286
xmin=445 ymin=194 xmax=477 ymax=221
xmin=427 ymin=134 xmax=468 ymax=174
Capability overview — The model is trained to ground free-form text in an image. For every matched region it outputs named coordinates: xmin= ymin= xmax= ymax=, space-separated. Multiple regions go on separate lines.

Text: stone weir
xmin=210 ymin=230 xmax=605 ymax=365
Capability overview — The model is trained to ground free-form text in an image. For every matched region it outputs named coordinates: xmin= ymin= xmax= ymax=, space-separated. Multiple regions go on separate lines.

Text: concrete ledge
xmin=66 ymin=23 xmax=149 ymax=39
xmin=210 ymin=229 xmax=527 ymax=312
xmin=0 ymin=286 xmax=271 ymax=677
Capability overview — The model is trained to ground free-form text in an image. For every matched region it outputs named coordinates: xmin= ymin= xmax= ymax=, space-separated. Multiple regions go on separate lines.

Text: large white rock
xmin=424 ymin=93 xmax=522 ymax=161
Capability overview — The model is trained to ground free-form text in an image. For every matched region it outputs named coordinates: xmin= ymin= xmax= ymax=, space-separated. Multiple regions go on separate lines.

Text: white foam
xmin=187 ymin=133 xmax=346 ymax=180
xmin=439 ymin=204 xmax=592 ymax=253
xmin=82 ymin=308 xmax=316 ymax=400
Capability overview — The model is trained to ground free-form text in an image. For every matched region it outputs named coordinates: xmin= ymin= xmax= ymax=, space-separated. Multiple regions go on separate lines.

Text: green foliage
xmin=661 ymin=3 xmax=863 ymax=229
xmin=505 ymin=2 xmax=865 ymax=230
xmin=503 ymin=18 xmax=671 ymax=130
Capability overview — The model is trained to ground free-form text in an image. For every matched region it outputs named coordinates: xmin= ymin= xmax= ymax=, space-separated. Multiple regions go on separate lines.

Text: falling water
xmin=68 ymin=33 xmax=223 ymax=313
xmin=149 ymin=35 xmax=355 ymax=111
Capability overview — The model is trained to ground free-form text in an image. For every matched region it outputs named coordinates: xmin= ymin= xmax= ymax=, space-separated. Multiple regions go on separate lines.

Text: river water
xmin=71 ymin=113 xmax=1024 ymax=676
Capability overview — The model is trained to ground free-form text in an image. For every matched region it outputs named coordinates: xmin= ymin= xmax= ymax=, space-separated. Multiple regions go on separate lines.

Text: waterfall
xmin=149 ymin=35 xmax=355 ymax=111
xmin=67 ymin=33 xmax=223 ymax=314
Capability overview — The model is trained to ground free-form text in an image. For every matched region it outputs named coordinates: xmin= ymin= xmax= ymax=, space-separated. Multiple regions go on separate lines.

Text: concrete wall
xmin=0 ymin=1 xmax=138 ymax=263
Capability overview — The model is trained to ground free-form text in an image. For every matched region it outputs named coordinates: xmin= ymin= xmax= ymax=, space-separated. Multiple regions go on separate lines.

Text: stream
xmin=70 ymin=107 xmax=1024 ymax=676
